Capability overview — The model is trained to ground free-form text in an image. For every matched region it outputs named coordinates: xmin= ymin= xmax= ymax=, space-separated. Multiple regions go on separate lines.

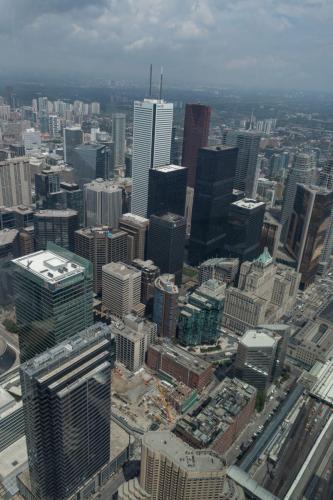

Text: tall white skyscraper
xmin=131 ymin=99 xmax=173 ymax=217
xmin=112 ymin=113 xmax=126 ymax=173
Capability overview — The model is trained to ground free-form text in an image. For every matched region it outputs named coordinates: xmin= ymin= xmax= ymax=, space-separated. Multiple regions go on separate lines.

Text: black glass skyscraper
xmin=188 ymin=146 xmax=238 ymax=265
xmin=224 ymin=198 xmax=266 ymax=263
xmin=147 ymin=165 xmax=187 ymax=218
xmin=147 ymin=213 xmax=186 ymax=285
xmin=20 ymin=323 xmax=115 ymax=499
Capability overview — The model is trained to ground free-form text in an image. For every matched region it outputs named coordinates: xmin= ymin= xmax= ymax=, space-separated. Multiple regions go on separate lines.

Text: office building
xmin=35 ymin=169 xmax=61 ymax=208
xmin=12 ymin=205 xmax=34 ymax=229
xmin=222 ymin=129 xmax=261 ymax=198
xmin=175 ymin=378 xmax=256 ymax=454
xmin=102 ymin=262 xmax=141 ymax=317
xmin=318 ymin=158 xmax=333 ymax=273
xmin=178 ymin=279 xmax=226 ymax=346
xmin=0 ymin=157 xmax=31 ymax=207
xmin=60 ymin=182 xmax=84 ymax=224
xmin=84 ymin=179 xmax=122 ymax=228
xmin=75 ymin=226 xmax=129 ymax=294
xmin=260 ymin=212 xmax=282 ymax=259
xmin=147 ymin=343 xmax=213 ymax=391
xmin=286 ymin=184 xmax=333 ymax=288
xmin=12 ymin=246 xmax=93 ymax=362
xmin=224 ymin=198 xmax=265 ymax=263
xmin=189 ymin=146 xmax=238 ymax=265
xmin=112 ymin=314 xmax=156 ymax=372
xmin=223 ymin=249 xmax=300 ymax=334
xmin=235 ymin=328 xmax=286 ymax=390
xmin=140 ymin=431 xmax=230 ymax=500
xmin=72 ymin=143 xmax=112 ymax=184
xmin=112 ymin=113 xmax=126 ymax=173
xmin=147 ymin=212 xmax=186 ymax=285
xmin=0 ymin=228 xmax=20 ymax=259
xmin=20 ymin=323 xmax=114 ymax=500
xmin=23 ymin=128 xmax=41 ymax=154
xmin=63 ymin=126 xmax=83 ymax=166
xmin=119 ymin=212 xmax=149 ymax=261
xmin=280 ymin=153 xmax=313 ymax=242
xmin=34 ymin=209 xmax=79 ymax=251
xmin=182 ymin=103 xmax=211 ymax=188
xmin=132 ymin=258 xmax=160 ymax=305
xmin=152 ymin=274 xmax=179 ymax=338
xmin=131 ymin=99 xmax=173 ymax=217
xmin=198 ymin=257 xmax=239 ymax=285
xmin=147 ymin=164 xmax=187 ymax=218
xmin=48 ymin=115 xmax=60 ymax=137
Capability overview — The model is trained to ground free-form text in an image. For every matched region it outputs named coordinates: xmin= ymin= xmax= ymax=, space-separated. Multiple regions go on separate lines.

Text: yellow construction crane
xmin=157 ymin=381 xmax=173 ymax=423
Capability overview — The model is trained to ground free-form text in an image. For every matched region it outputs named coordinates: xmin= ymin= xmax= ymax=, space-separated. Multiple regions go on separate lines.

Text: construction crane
xmin=157 ymin=381 xmax=173 ymax=423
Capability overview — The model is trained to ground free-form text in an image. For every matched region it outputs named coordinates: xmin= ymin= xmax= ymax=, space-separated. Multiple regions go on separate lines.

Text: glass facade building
xmin=189 ymin=146 xmax=238 ymax=265
xmin=13 ymin=243 xmax=93 ymax=362
xmin=147 ymin=164 xmax=188 ymax=218
xmin=20 ymin=323 xmax=114 ymax=500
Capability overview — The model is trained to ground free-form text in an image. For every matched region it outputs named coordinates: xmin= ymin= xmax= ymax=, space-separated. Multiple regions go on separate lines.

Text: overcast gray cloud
xmin=0 ymin=0 xmax=332 ymax=90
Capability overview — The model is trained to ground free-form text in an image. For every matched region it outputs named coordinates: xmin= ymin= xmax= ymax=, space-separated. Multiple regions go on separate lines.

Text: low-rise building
xmin=287 ymin=319 xmax=333 ymax=370
xmin=174 ymin=378 xmax=256 ymax=455
xmin=198 ymin=257 xmax=239 ymax=285
xmin=146 ymin=343 xmax=213 ymax=391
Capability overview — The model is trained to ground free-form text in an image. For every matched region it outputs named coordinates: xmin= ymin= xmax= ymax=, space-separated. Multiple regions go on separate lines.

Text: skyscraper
xmin=224 ymin=198 xmax=266 ymax=263
xmin=12 ymin=245 xmax=93 ymax=362
xmin=75 ymin=226 xmax=129 ymax=294
xmin=34 ymin=209 xmax=79 ymax=251
xmin=153 ymin=274 xmax=179 ymax=338
xmin=0 ymin=157 xmax=31 ymax=207
xmin=188 ymin=146 xmax=238 ymax=265
xmin=112 ymin=113 xmax=126 ymax=173
xmin=119 ymin=212 xmax=149 ymax=260
xmin=280 ymin=153 xmax=313 ymax=242
xmin=147 ymin=212 xmax=186 ymax=285
xmin=20 ymin=323 xmax=114 ymax=500
xmin=318 ymin=157 xmax=333 ymax=274
xmin=223 ymin=129 xmax=261 ymax=197
xmin=102 ymin=262 xmax=142 ymax=317
xmin=63 ymin=126 xmax=83 ymax=166
xmin=178 ymin=279 xmax=226 ymax=346
xmin=84 ymin=179 xmax=122 ymax=228
xmin=182 ymin=103 xmax=211 ymax=188
xmin=72 ymin=143 xmax=112 ymax=184
xmin=147 ymin=164 xmax=187 ymax=218
xmin=131 ymin=99 xmax=173 ymax=217
xmin=139 ymin=431 xmax=231 ymax=500
xmin=286 ymin=184 xmax=333 ymax=288
xmin=235 ymin=327 xmax=287 ymax=390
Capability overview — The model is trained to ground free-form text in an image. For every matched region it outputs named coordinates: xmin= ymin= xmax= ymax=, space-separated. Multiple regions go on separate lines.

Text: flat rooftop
xmin=155 ymin=274 xmax=178 ymax=294
xmin=102 ymin=262 xmax=141 ymax=279
xmin=154 ymin=164 xmax=187 ymax=173
xmin=197 ymin=279 xmax=226 ymax=300
xmin=175 ymin=378 xmax=256 ymax=447
xmin=202 ymin=145 xmax=238 ymax=152
xmin=0 ymin=436 xmax=27 ymax=481
xmin=291 ymin=320 xmax=333 ymax=356
xmin=241 ymin=329 xmax=276 ymax=349
xmin=120 ymin=213 xmax=149 ymax=225
xmin=143 ymin=431 xmax=225 ymax=472
xmin=34 ymin=209 xmax=77 ymax=218
xmin=232 ymin=198 xmax=265 ymax=210
xmin=12 ymin=249 xmax=85 ymax=284
xmin=152 ymin=212 xmax=185 ymax=224
xmin=84 ymin=179 xmax=122 ymax=192
xmin=310 ymin=360 xmax=333 ymax=406
xmin=0 ymin=229 xmax=18 ymax=246
xmin=149 ymin=343 xmax=211 ymax=374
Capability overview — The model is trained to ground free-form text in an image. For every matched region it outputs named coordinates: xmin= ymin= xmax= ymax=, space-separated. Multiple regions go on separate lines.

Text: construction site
xmin=111 ymin=363 xmax=199 ymax=432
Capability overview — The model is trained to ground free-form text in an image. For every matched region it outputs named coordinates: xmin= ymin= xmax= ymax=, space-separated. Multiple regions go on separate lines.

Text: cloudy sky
xmin=0 ymin=0 xmax=332 ymax=90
